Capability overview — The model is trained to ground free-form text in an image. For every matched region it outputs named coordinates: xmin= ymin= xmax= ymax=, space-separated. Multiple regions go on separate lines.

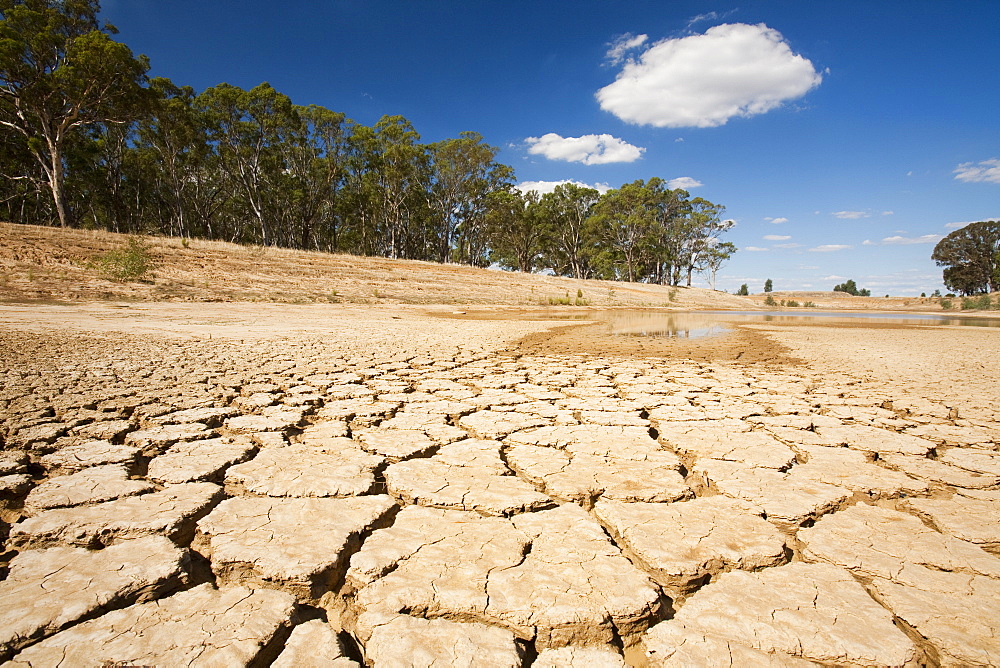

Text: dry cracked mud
xmin=1 ymin=302 xmax=999 ymax=666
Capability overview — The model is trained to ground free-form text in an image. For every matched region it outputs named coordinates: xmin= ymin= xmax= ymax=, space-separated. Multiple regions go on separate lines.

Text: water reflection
xmin=595 ymin=310 xmax=1000 ymax=339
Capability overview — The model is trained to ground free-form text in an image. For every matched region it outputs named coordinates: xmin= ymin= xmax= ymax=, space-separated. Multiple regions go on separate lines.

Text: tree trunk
xmin=48 ymin=145 xmax=71 ymax=228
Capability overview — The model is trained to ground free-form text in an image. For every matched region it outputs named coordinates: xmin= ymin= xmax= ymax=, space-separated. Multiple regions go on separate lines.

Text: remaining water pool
xmin=593 ymin=310 xmax=1000 ymax=339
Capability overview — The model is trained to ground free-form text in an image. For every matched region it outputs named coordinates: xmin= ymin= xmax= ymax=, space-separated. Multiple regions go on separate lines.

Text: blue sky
xmin=101 ymin=0 xmax=999 ymax=295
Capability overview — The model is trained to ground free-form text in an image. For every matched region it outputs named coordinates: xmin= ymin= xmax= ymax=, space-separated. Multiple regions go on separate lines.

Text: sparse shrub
xmin=668 ymin=289 xmax=678 ymax=302
xmin=940 ymin=298 xmax=953 ymax=310
xmin=181 ymin=237 xmax=190 ymax=248
xmin=764 ymin=294 xmax=777 ymax=306
xmin=962 ymin=294 xmax=992 ymax=310
xmin=736 ymin=284 xmax=749 ymax=296
xmin=96 ymin=236 xmax=154 ymax=282
xmin=786 ymin=299 xmax=800 ymax=307
xmin=577 ymin=288 xmax=583 ymax=298
xmin=803 ymin=301 xmax=816 ymax=307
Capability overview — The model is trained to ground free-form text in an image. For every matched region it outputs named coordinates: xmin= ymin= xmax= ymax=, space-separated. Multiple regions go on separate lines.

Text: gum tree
xmin=931 ymin=220 xmax=1000 ymax=295
xmin=0 ymin=0 xmax=148 ymax=227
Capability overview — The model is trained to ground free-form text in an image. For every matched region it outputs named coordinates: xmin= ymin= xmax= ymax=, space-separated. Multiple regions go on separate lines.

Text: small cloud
xmin=675 ymin=137 xmax=685 ymax=142
xmin=880 ymin=234 xmax=942 ymax=245
xmin=832 ymin=211 xmax=869 ymax=219
xmin=808 ymin=244 xmax=852 ymax=252
xmin=764 ymin=217 xmax=789 ymax=224
xmin=596 ymin=23 xmax=823 ymax=128
xmin=763 ymin=234 xmax=791 ymax=241
xmin=516 ymin=180 xmax=612 ymax=196
xmin=862 ymin=239 xmax=876 ymax=245
xmin=882 ymin=211 xmax=894 ymax=216
xmin=667 ymin=176 xmax=703 ymax=190
xmin=822 ymin=275 xmax=846 ymax=281
xmin=525 ymin=133 xmax=645 ymax=165
xmin=954 ymin=158 xmax=1000 ymax=184
xmin=605 ymin=33 xmax=648 ymax=66
xmin=744 ymin=246 xmax=769 ymax=252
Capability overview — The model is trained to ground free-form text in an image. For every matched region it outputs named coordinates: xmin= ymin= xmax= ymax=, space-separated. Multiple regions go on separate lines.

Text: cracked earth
xmin=1 ymin=303 xmax=999 ymax=666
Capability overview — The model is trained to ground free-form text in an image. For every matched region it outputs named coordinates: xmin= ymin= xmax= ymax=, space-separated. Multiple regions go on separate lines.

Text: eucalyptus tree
xmin=588 ymin=180 xmax=656 ymax=282
xmin=136 ymin=77 xmax=220 ymax=239
xmin=931 ymin=220 xmax=1000 ymax=295
xmin=485 ymin=188 xmax=547 ymax=273
xmin=678 ymin=197 xmax=731 ymax=286
xmin=197 ymin=82 xmax=301 ymax=245
xmin=279 ymin=104 xmax=349 ymax=250
xmin=361 ymin=115 xmax=429 ymax=259
xmin=539 ymin=182 xmax=601 ymax=279
xmin=0 ymin=0 xmax=149 ymax=227
xmin=702 ymin=240 xmax=736 ymax=290
xmin=428 ymin=132 xmax=513 ymax=264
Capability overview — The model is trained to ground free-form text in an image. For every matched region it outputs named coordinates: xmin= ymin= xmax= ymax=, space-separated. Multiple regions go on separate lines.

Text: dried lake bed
xmin=1 ymin=302 xmax=999 ymax=666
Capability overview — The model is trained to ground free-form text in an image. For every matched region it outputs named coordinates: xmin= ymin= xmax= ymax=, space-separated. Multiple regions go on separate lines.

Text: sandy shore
xmin=1 ymin=302 xmax=999 ymax=666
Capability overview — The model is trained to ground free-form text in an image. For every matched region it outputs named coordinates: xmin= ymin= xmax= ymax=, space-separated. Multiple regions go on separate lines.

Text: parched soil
xmin=1 ymin=222 xmax=1000 ymax=666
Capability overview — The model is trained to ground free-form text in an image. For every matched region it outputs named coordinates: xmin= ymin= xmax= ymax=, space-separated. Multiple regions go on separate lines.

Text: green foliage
xmin=0 ymin=0 xmax=150 ymax=227
xmin=932 ymin=221 xmax=1000 ymax=295
xmin=803 ymin=301 xmax=816 ymax=307
xmin=736 ymin=283 xmax=749 ymax=296
xmin=764 ymin=294 xmax=777 ymax=306
xmin=940 ymin=298 xmax=953 ymax=310
xmin=95 ymin=236 xmax=153 ymax=282
xmin=1 ymin=3 xmax=742 ymax=291
xmin=833 ymin=279 xmax=870 ymax=296
xmin=763 ymin=278 xmax=773 ymax=292
xmin=786 ymin=299 xmax=800 ymax=307
xmin=961 ymin=294 xmax=993 ymax=310
xmin=668 ymin=289 xmax=677 ymax=302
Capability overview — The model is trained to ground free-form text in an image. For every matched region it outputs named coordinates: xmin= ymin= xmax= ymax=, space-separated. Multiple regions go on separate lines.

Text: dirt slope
xmin=0 ymin=222 xmax=754 ymax=309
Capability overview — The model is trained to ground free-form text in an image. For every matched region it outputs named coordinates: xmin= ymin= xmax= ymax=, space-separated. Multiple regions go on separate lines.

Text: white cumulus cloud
xmin=832 ymin=211 xmax=869 ymax=219
xmin=765 ymin=216 xmax=789 ymax=224
xmin=596 ymin=23 xmax=822 ymax=128
xmin=516 ymin=180 xmax=612 ymax=196
xmin=525 ymin=133 xmax=644 ymax=165
xmin=667 ymin=176 xmax=703 ymax=190
xmin=809 ymin=244 xmax=852 ymax=252
xmin=954 ymin=158 xmax=1000 ymax=184
xmin=605 ymin=33 xmax=648 ymax=66
xmin=763 ymin=234 xmax=791 ymax=241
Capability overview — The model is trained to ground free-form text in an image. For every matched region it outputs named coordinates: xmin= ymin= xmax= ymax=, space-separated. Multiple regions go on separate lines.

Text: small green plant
xmin=373 ymin=288 xmax=382 ymax=298
xmin=939 ymin=298 xmax=953 ymax=310
xmin=803 ymin=301 xmax=816 ymax=307
xmin=780 ymin=299 xmax=787 ymax=307
xmin=668 ymin=289 xmax=678 ymax=302
xmin=577 ymin=288 xmax=583 ymax=298
xmin=962 ymin=294 xmax=992 ymax=310
xmin=786 ymin=299 xmax=800 ymax=307
xmin=181 ymin=237 xmax=190 ymax=248
xmin=764 ymin=294 xmax=777 ymax=306
xmin=96 ymin=236 xmax=154 ymax=282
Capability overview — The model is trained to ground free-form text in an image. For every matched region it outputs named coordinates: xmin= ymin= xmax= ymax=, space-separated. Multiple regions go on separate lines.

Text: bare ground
xmin=1 ymin=221 xmax=1000 ymax=666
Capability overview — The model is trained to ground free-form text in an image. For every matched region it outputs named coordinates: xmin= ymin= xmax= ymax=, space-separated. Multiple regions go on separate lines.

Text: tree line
xmin=0 ymin=0 xmax=735 ymax=285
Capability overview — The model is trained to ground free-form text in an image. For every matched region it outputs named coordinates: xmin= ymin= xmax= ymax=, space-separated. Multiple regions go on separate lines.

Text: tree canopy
xmin=931 ymin=221 xmax=1000 ymax=295
xmin=833 ymin=279 xmax=871 ymax=297
xmin=0 ymin=1 xmax=737 ymax=289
